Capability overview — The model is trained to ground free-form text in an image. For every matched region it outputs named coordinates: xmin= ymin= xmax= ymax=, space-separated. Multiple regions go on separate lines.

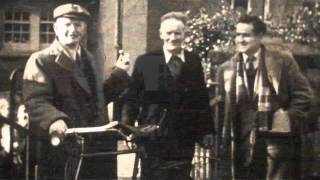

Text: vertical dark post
xmin=113 ymin=0 xmax=123 ymax=122
xmin=115 ymin=0 xmax=123 ymax=54
xmin=213 ymin=65 xmax=220 ymax=179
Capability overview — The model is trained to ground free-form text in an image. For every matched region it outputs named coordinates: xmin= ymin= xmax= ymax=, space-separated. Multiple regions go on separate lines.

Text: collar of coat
xmin=226 ymin=44 xmax=285 ymax=94
xmin=46 ymin=39 xmax=94 ymax=72
xmin=45 ymin=39 xmax=97 ymax=95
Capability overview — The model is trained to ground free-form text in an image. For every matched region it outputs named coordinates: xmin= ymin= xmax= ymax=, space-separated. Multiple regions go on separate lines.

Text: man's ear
xmin=53 ymin=22 xmax=57 ymax=34
xmin=159 ymin=29 xmax=163 ymax=40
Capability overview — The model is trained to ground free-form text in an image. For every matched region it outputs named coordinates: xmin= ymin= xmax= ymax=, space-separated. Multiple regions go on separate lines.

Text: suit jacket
xmin=121 ymin=49 xmax=213 ymax=157
xmin=217 ymin=44 xmax=312 ymax=176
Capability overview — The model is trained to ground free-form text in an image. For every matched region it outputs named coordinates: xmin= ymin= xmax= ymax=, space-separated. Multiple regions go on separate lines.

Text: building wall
xmin=0 ymin=0 xmax=99 ymax=89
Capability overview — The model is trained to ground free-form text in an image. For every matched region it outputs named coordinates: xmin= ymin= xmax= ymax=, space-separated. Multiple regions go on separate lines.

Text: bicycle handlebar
xmin=65 ymin=121 xmax=120 ymax=134
xmin=51 ymin=121 xmax=160 ymax=146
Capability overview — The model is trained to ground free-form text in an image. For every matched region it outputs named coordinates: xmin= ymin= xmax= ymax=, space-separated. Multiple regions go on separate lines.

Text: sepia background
xmin=0 ymin=0 xmax=319 ymax=179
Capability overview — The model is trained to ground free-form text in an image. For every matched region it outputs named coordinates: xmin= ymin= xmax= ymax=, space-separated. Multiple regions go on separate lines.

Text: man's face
xmin=235 ymin=23 xmax=261 ymax=55
xmin=159 ymin=19 xmax=185 ymax=54
xmin=54 ymin=17 xmax=87 ymax=47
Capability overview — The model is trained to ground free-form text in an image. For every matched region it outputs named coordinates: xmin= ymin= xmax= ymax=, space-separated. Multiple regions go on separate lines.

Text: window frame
xmin=0 ymin=7 xmax=40 ymax=56
xmin=39 ymin=11 xmax=55 ymax=49
xmin=3 ymin=11 xmax=31 ymax=44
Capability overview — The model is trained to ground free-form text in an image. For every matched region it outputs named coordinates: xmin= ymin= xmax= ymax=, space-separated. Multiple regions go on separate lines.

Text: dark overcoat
xmin=23 ymin=40 xmax=129 ymax=178
xmin=121 ymin=49 xmax=213 ymax=158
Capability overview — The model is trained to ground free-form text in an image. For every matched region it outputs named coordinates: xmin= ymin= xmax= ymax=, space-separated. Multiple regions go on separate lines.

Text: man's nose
xmin=169 ymin=34 xmax=178 ymax=40
xmin=235 ymin=36 xmax=244 ymax=43
xmin=68 ymin=24 xmax=77 ymax=31
xmin=236 ymin=35 xmax=243 ymax=40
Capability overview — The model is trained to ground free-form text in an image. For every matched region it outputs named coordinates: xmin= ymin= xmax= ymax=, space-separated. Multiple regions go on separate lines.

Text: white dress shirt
xmin=163 ymin=47 xmax=185 ymax=64
xmin=242 ymin=48 xmax=260 ymax=70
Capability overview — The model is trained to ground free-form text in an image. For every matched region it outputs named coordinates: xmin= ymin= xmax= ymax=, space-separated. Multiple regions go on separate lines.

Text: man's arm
xmin=104 ymin=52 xmax=131 ymax=104
xmin=104 ymin=67 xmax=130 ymax=104
xmin=282 ymin=52 xmax=313 ymax=133
xmin=191 ymin=55 xmax=215 ymax=145
xmin=23 ymin=54 xmax=69 ymax=136
xmin=120 ymin=57 xmax=143 ymax=129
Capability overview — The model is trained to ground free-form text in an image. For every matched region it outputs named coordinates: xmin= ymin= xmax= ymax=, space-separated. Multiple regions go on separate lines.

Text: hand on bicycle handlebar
xmin=49 ymin=119 xmax=68 ymax=146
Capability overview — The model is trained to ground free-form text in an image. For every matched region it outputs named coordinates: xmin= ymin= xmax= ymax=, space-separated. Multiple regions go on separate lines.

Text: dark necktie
xmin=246 ymin=57 xmax=256 ymax=97
xmin=75 ymin=53 xmax=81 ymax=69
xmin=168 ymin=55 xmax=183 ymax=78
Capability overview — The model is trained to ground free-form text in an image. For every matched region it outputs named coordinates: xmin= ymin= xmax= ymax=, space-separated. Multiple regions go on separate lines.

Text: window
xmin=40 ymin=12 xmax=54 ymax=44
xmin=235 ymin=0 xmax=248 ymax=9
xmin=4 ymin=11 xmax=30 ymax=43
xmin=229 ymin=0 xmax=248 ymax=12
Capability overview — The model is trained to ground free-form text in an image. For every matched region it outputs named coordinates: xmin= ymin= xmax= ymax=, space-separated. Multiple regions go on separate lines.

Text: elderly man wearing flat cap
xmin=23 ymin=3 xmax=130 ymax=179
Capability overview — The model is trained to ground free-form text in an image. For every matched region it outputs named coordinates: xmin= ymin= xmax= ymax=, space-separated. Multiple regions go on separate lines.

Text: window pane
xmin=49 ymin=34 xmax=55 ymax=42
xmin=49 ymin=25 xmax=53 ymax=32
xmin=22 ymin=24 xmax=29 ymax=32
xmin=23 ymin=12 xmax=30 ymax=20
xmin=14 ymin=12 xmax=21 ymax=20
xmin=13 ymin=33 xmax=20 ymax=42
xmin=5 ymin=24 xmax=12 ymax=31
xmin=40 ymin=24 xmax=47 ymax=32
xmin=21 ymin=33 xmax=29 ymax=42
xmin=40 ymin=34 xmax=47 ymax=43
xmin=5 ymin=33 xmax=12 ymax=42
xmin=40 ymin=11 xmax=53 ymax=21
xmin=13 ymin=24 xmax=20 ymax=31
xmin=5 ymin=12 xmax=12 ymax=20
xmin=235 ymin=0 xmax=248 ymax=8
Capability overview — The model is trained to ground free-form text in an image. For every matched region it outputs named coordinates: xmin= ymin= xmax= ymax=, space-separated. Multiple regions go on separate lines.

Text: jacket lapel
xmin=49 ymin=40 xmax=92 ymax=95
xmin=74 ymin=51 xmax=93 ymax=95
xmin=223 ymin=54 xmax=238 ymax=95
xmin=264 ymin=47 xmax=282 ymax=94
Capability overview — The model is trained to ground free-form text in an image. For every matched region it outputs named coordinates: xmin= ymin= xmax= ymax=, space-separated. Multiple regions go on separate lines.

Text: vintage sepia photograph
xmin=0 ymin=0 xmax=319 ymax=179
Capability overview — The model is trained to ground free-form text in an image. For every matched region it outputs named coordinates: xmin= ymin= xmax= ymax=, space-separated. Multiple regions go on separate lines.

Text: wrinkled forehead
xmin=160 ymin=18 xmax=185 ymax=32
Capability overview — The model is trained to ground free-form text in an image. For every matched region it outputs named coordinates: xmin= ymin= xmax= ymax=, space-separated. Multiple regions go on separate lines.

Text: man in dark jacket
xmin=121 ymin=11 xmax=214 ymax=180
xmin=23 ymin=3 xmax=130 ymax=179
xmin=218 ymin=15 xmax=312 ymax=179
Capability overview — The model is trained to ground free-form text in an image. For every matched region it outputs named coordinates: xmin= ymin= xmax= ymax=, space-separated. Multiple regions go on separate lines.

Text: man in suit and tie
xmin=121 ymin=11 xmax=214 ymax=180
xmin=218 ymin=15 xmax=312 ymax=179
xmin=23 ymin=3 xmax=130 ymax=179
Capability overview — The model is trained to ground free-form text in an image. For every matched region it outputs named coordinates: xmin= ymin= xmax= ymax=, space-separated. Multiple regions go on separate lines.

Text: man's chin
xmin=62 ymin=40 xmax=80 ymax=47
xmin=166 ymin=46 xmax=182 ymax=53
xmin=236 ymin=47 xmax=248 ymax=53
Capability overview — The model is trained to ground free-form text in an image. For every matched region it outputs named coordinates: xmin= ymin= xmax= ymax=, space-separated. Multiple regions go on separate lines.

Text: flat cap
xmin=53 ymin=3 xmax=90 ymax=20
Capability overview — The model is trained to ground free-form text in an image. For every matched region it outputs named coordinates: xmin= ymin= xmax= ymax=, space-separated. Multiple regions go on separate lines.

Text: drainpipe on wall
xmin=247 ymin=0 xmax=252 ymax=14
xmin=115 ymin=0 xmax=123 ymax=57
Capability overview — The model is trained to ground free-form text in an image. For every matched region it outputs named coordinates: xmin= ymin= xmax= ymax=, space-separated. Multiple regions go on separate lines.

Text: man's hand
xmin=115 ymin=50 xmax=130 ymax=72
xmin=49 ymin=120 xmax=68 ymax=146
xmin=49 ymin=119 xmax=68 ymax=137
xmin=202 ymin=134 xmax=215 ymax=148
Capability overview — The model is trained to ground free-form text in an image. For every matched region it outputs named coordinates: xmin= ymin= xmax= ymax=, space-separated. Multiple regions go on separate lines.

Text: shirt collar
xmin=242 ymin=48 xmax=260 ymax=69
xmin=163 ymin=47 xmax=185 ymax=64
xmin=56 ymin=39 xmax=81 ymax=61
